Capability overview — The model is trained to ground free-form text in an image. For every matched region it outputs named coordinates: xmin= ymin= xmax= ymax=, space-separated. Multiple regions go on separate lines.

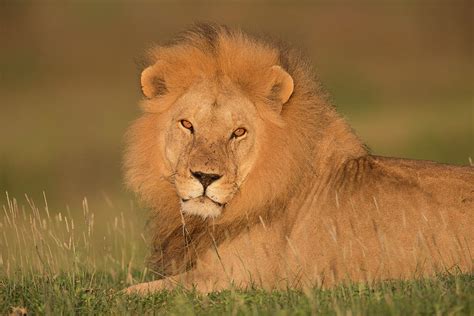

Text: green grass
xmin=1 ymin=194 xmax=473 ymax=315
xmin=1 ymin=271 xmax=472 ymax=314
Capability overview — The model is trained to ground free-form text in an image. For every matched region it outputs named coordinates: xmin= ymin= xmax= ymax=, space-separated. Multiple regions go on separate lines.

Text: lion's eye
xmin=180 ymin=120 xmax=194 ymax=132
xmin=232 ymin=127 xmax=247 ymax=138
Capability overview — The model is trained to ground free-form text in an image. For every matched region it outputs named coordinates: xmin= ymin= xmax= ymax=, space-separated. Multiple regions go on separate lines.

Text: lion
xmin=124 ymin=24 xmax=474 ymax=294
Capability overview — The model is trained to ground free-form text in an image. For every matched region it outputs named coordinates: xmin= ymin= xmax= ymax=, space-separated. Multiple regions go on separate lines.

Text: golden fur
xmin=124 ymin=24 xmax=474 ymax=293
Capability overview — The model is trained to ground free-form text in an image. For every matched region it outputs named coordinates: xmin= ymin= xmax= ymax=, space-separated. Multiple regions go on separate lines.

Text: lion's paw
xmin=122 ymin=280 xmax=170 ymax=295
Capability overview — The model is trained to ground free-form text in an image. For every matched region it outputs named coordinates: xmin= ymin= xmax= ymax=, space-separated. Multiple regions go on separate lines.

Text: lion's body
xmin=124 ymin=24 xmax=473 ymax=293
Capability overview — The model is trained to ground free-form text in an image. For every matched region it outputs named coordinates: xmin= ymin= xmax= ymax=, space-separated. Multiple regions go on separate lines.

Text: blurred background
xmin=1 ymin=0 xmax=472 ymax=212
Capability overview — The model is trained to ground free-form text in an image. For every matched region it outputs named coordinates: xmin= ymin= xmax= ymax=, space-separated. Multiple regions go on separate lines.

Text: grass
xmin=1 ymin=193 xmax=473 ymax=315
xmin=1 ymin=273 xmax=472 ymax=315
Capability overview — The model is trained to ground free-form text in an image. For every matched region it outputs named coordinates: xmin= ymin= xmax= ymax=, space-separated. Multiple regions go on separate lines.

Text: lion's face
xmin=161 ymin=81 xmax=262 ymax=218
xmin=135 ymin=42 xmax=294 ymax=219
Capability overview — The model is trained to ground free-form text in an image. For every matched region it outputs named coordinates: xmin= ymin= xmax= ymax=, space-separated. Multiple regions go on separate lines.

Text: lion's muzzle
xmin=175 ymin=169 xmax=237 ymax=218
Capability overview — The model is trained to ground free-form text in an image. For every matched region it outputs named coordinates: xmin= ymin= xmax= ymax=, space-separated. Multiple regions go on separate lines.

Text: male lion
xmin=124 ymin=24 xmax=473 ymax=294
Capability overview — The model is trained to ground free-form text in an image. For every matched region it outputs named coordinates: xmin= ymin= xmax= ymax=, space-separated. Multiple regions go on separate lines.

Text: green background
xmin=1 ymin=0 xmax=472 ymax=209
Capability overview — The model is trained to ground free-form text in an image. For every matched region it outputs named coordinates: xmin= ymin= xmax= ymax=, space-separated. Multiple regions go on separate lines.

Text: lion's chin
xmin=180 ymin=197 xmax=223 ymax=219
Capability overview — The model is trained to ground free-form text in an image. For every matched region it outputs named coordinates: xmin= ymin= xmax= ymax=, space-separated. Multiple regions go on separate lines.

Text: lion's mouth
xmin=179 ymin=196 xmax=225 ymax=218
xmin=181 ymin=197 xmax=225 ymax=208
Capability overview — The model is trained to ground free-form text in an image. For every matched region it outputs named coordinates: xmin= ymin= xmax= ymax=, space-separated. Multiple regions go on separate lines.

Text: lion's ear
xmin=266 ymin=65 xmax=294 ymax=112
xmin=141 ymin=62 xmax=168 ymax=98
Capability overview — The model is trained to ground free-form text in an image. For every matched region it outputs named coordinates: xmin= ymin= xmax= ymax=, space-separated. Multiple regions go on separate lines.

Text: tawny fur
xmin=124 ymin=24 xmax=474 ymax=293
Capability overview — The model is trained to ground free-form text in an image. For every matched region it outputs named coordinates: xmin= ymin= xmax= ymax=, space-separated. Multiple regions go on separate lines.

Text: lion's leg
xmin=124 ymin=267 xmax=249 ymax=295
xmin=124 ymin=272 xmax=208 ymax=294
xmin=124 ymin=278 xmax=174 ymax=295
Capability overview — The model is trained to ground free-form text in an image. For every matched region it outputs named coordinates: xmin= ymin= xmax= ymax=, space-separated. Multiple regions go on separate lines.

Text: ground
xmin=1 ymin=272 xmax=472 ymax=315
xmin=0 ymin=196 xmax=472 ymax=315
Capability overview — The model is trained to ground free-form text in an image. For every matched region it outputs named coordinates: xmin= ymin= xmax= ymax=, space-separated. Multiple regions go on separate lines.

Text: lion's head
xmin=124 ymin=24 xmax=364 ymax=274
xmin=141 ymin=65 xmax=293 ymax=218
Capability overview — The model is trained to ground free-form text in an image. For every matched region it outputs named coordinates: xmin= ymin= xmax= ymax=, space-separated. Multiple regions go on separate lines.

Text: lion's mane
xmin=124 ymin=24 xmax=366 ymax=275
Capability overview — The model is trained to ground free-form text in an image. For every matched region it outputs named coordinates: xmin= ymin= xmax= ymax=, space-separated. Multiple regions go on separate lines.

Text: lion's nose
xmin=191 ymin=171 xmax=222 ymax=190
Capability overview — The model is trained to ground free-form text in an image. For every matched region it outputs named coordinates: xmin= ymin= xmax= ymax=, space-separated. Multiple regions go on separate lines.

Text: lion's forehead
xmin=175 ymin=82 xmax=257 ymax=132
xmin=195 ymin=104 xmax=248 ymax=129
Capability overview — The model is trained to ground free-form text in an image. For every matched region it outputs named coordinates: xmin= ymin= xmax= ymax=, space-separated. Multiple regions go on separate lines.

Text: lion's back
xmin=287 ymin=155 xmax=473 ymax=285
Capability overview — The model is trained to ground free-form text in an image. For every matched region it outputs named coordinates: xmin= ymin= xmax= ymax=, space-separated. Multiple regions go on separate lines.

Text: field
xmin=1 ymin=196 xmax=472 ymax=315
xmin=1 ymin=1 xmax=472 ymax=315
xmin=2 ymin=274 xmax=473 ymax=314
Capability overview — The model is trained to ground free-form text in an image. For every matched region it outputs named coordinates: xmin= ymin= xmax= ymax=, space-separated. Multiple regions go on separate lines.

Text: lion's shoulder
xmin=333 ymin=155 xmax=474 ymax=209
